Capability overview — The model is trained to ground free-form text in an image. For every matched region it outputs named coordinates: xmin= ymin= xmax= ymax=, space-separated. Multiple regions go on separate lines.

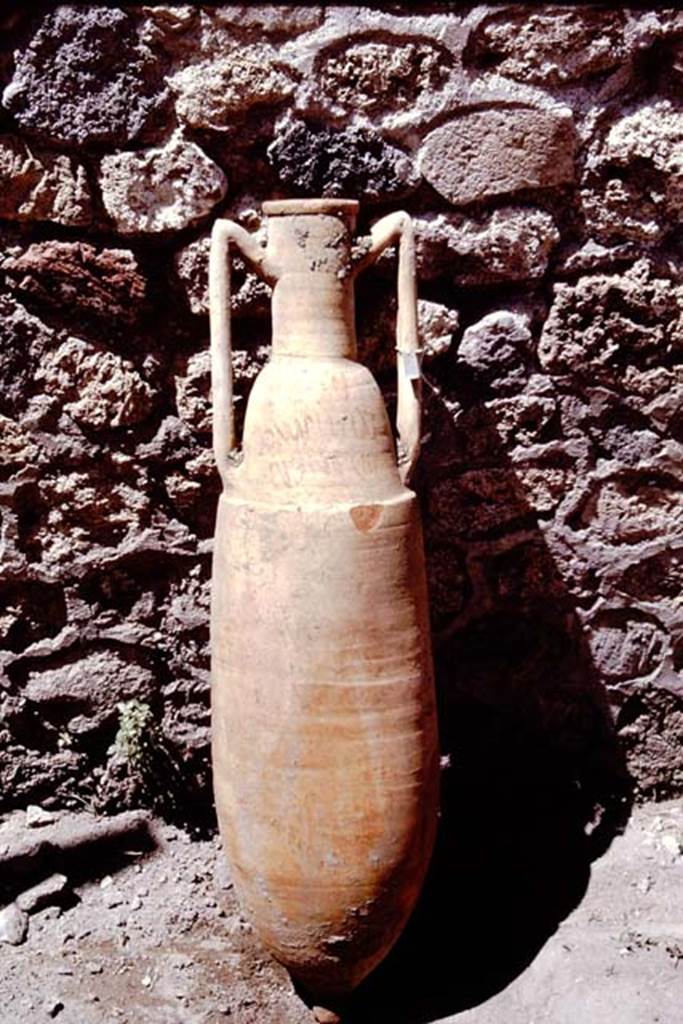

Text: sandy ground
xmin=0 ymin=799 xmax=681 ymax=1024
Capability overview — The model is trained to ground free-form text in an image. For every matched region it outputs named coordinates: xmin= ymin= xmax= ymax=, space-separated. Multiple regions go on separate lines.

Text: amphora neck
xmin=263 ymin=200 xmax=359 ymax=359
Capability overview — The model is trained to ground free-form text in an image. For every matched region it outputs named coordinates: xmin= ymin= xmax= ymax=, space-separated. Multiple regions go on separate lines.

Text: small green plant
xmin=110 ymin=699 xmax=156 ymax=768
xmin=99 ymin=697 xmax=208 ymax=831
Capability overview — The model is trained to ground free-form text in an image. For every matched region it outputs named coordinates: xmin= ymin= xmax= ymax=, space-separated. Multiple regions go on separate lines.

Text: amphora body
xmin=209 ymin=199 xmax=438 ymax=1011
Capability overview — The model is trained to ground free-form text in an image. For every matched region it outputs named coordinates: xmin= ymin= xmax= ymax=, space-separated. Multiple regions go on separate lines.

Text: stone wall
xmin=0 ymin=4 xmax=681 ymax=824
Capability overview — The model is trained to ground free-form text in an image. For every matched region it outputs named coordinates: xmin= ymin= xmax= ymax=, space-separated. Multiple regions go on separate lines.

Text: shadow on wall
xmin=346 ymin=385 xmax=633 ymax=1024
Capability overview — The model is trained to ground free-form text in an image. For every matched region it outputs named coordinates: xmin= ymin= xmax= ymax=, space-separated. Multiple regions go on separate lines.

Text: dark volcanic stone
xmin=267 ymin=118 xmax=419 ymax=201
xmin=2 ymin=5 xmax=167 ymax=148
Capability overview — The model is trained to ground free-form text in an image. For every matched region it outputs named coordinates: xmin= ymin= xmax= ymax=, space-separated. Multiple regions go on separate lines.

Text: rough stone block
xmin=514 ymin=458 xmax=577 ymax=514
xmin=578 ymin=474 xmax=683 ymax=546
xmin=581 ymin=100 xmax=683 ymax=245
xmin=416 ymin=207 xmax=559 ymax=285
xmin=465 ymin=8 xmax=627 ymax=85
xmin=170 ymin=46 xmax=295 ymax=128
xmin=457 ymin=311 xmax=533 ymax=395
xmin=0 ymin=417 xmax=39 ymax=472
xmin=538 ymin=259 xmax=682 ymax=381
xmin=587 ymin=609 xmax=667 ymax=682
xmin=315 ymin=37 xmax=451 ymax=115
xmin=419 ymin=106 xmax=576 ymax=206
xmin=614 ymin=548 xmax=683 ymax=603
xmin=24 ymin=650 xmax=157 ymax=735
xmin=2 ymin=243 xmax=146 ymax=325
xmin=618 ymin=691 xmax=683 ymax=799
xmin=486 ymin=391 xmax=557 ymax=448
xmin=36 ymin=337 xmax=155 ymax=430
xmin=175 ymin=350 xmax=212 ymax=435
xmin=622 ymin=366 xmax=683 ymax=433
xmin=0 ymin=135 xmax=92 ymax=227
xmin=209 ymin=5 xmax=323 ymax=34
xmin=30 ymin=471 xmax=158 ymax=572
xmin=2 ymin=5 xmax=166 ymax=148
xmin=99 ymin=136 xmax=227 ymax=235
xmin=477 ymin=537 xmax=566 ymax=606
xmin=418 ymin=300 xmax=460 ymax=359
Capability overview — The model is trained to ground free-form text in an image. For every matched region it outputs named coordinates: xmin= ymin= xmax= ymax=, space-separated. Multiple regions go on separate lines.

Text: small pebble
xmin=87 ymin=963 xmax=104 ymax=975
xmin=662 ymin=834 xmax=682 ymax=856
xmin=16 ymin=874 xmax=69 ymax=914
xmin=45 ymin=1000 xmax=64 ymax=1018
xmin=26 ymin=805 xmax=56 ymax=828
xmin=130 ymin=896 xmax=143 ymax=911
xmin=141 ymin=974 xmax=153 ymax=988
xmin=0 ymin=904 xmax=29 ymax=945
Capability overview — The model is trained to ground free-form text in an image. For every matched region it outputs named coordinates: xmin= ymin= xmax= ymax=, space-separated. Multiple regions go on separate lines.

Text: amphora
xmin=209 ymin=199 xmax=439 ymax=1019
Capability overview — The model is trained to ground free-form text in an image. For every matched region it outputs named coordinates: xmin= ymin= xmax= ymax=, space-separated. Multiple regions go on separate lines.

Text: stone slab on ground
xmin=0 ymin=801 xmax=680 ymax=1023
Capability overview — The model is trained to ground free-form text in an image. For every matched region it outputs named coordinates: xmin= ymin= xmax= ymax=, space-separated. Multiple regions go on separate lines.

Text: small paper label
xmin=402 ymin=351 xmax=421 ymax=380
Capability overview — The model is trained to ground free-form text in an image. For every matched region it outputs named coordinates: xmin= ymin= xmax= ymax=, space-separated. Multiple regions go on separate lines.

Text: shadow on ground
xmin=344 ymin=385 xmax=633 ymax=1023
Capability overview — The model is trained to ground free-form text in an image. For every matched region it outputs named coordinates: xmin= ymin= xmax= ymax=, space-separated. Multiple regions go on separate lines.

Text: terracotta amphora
xmin=209 ymin=199 xmax=439 ymax=1020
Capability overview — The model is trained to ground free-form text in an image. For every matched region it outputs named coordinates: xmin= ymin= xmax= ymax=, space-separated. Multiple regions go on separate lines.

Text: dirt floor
xmin=0 ymin=799 xmax=681 ymax=1024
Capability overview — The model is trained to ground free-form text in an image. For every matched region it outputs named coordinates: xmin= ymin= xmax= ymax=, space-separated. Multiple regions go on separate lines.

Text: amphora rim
xmin=262 ymin=198 xmax=359 ymax=217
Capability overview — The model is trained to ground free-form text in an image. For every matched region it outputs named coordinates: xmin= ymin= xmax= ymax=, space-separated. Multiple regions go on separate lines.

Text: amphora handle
xmin=209 ymin=220 xmax=274 ymax=489
xmin=353 ymin=212 xmax=422 ymax=484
